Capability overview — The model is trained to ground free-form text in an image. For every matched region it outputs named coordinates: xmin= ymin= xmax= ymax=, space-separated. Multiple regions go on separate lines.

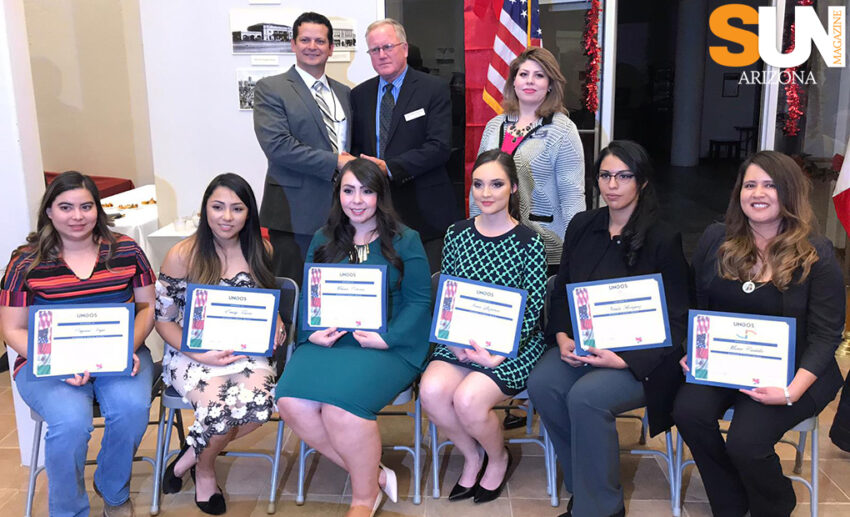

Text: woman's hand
xmin=556 ymin=333 xmax=584 ymax=367
xmin=739 ymin=387 xmax=791 ymax=406
xmin=131 ymin=354 xmax=140 ymax=376
xmin=447 ymin=345 xmax=470 ymax=362
xmin=353 ymin=330 xmax=388 ymax=350
xmin=274 ymin=317 xmax=287 ymax=349
xmin=65 ymin=371 xmax=91 ymax=386
xmin=187 ymin=350 xmax=248 ymax=366
xmin=679 ymin=354 xmax=690 ymax=374
xmin=577 ymin=347 xmax=628 ymax=369
xmin=308 ymin=327 xmax=347 ymax=347
xmin=465 ymin=340 xmax=506 ymax=368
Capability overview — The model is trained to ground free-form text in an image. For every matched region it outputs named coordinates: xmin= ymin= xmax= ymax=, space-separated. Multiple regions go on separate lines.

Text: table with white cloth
xmin=146 ymin=220 xmax=196 ymax=273
xmin=102 ymin=184 xmax=158 ymax=258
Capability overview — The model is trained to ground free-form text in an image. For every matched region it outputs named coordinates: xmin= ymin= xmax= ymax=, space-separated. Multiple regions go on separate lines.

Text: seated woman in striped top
xmin=0 ymin=171 xmax=157 ymax=517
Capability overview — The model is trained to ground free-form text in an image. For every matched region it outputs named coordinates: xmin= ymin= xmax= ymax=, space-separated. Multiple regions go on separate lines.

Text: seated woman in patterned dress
xmin=154 ymin=173 xmax=285 ymax=515
xmin=419 ymin=150 xmax=547 ymax=504
xmin=0 ymin=171 xmax=156 ymax=517
xmin=276 ymin=158 xmax=432 ymax=517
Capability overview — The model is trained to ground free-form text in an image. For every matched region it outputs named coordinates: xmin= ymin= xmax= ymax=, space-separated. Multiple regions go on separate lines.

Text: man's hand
xmin=337 ymin=152 xmax=355 ymax=171
xmin=359 ymin=154 xmax=388 ymax=175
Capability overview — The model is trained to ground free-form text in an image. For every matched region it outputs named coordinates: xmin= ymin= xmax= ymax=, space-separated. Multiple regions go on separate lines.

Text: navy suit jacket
xmin=254 ymin=66 xmax=351 ymax=235
xmin=351 ymin=68 xmax=457 ymax=241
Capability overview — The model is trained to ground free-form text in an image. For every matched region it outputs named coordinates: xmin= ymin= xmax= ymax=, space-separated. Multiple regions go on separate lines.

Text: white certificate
xmin=429 ymin=275 xmax=528 ymax=358
xmin=567 ymin=273 xmax=671 ymax=355
xmin=27 ymin=304 xmax=134 ymax=380
xmin=302 ymin=264 xmax=388 ymax=332
xmin=181 ymin=284 xmax=280 ymax=356
xmin=686 ymin=310 xmax=796 ymax=390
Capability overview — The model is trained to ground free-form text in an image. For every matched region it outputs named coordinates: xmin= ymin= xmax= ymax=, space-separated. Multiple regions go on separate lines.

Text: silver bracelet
xmin=783 ymin=387 xmax=793 ymax=406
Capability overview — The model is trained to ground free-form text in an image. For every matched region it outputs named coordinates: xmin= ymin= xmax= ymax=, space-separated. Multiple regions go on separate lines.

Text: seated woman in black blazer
xmin=673 ymin=151 xmax=845 ymax=517
xmin=527 ymin=140 xmax=689 ymax=517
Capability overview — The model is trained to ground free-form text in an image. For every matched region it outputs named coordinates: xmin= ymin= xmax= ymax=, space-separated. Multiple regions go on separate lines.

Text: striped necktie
xmin=379 ymin=83 xmax=395 ymax=158
xmin=312 ymin=81 xmax=338 ymax=154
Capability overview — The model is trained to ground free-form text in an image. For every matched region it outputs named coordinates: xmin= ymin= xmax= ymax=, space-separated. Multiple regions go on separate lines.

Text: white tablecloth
xmin=102 ymin=184 xmax=158 ymax=258
xmin=146 ymin=221 xmax=196 ymax=272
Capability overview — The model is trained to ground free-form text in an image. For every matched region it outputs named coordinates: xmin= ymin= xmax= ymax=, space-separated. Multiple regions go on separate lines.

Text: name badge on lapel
xmin=404 ymin=108 xmax=426 ymax=122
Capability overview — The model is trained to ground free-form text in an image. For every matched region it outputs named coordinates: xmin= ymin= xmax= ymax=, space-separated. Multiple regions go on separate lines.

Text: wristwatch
xmin=783 ymin=387 xmax=793 ymax=406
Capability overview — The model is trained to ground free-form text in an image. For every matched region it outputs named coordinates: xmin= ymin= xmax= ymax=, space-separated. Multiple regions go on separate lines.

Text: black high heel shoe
xmin=162 ymin=444 xmax=191 ymax=494
xmin=448 ymin=452 xmax=488 ymax=501
xmin=473 ymin=447 xmax=513 ymax=504
xmin=191 ymin=466 xmax=227 ymax=515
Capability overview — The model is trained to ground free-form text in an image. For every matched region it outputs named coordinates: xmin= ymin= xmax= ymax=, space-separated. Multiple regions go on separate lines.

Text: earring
xmin=548 ymin=88 xmax=552 ymax=92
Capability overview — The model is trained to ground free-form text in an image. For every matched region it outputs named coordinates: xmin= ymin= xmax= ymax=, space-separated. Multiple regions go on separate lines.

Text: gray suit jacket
xmin=254 ymin=65 xmax=351 ymax=234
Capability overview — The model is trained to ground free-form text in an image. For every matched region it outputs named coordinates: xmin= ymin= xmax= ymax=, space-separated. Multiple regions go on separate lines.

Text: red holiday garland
xmin=781 ymin=0 xmax=813 ymax=136
xmin=582 ymin=0 xmax=602 ymax=113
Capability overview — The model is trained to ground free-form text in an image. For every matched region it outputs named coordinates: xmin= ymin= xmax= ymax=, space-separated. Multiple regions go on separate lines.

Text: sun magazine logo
xmin=709 ymin=4 xmax=845 ymax=85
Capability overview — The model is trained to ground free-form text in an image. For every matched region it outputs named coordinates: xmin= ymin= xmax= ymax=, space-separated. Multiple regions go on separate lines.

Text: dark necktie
xmin=379 ymin=84 xmax=395 ymax=158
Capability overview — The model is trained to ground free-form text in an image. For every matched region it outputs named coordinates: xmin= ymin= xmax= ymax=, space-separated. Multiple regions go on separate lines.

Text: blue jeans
xmin=15 ymin=347 xmax=154 ymax=517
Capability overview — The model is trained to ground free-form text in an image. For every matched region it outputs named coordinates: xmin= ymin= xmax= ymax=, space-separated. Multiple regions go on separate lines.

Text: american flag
xmin=482 ymin=0 xmax=543 ymax=114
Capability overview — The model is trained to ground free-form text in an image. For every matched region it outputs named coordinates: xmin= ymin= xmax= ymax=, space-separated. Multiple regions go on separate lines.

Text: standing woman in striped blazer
xmin=0 ymin=171 xmax=157 ymax=517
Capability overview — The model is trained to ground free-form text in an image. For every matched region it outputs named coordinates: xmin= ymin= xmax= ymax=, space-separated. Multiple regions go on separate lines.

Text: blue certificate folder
xmin=566 ymin=273 xmax=672 ymax=356
xmin=27 ymin=303 xmax=135 ymax=380
xmin=429 ymin=275 xmax=528 ymax=358
xmin=686 ymin=309 xmax=796 ymax=390
xmin=181 ymin=283 xmax=280 ymax=357
xmin=301 ymin=263 xmax=388 ymax=333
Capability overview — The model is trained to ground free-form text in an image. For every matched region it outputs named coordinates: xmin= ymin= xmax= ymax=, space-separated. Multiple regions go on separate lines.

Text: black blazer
xmin=350 ymin=68 xmax=458 ymax=241
xmin=254 ymin=66 xmax=352 ymax=235
xmin=691 ymin=223 xmax=845 ymax=411
xmin=545 ymin=209 xmax=690 ymax=436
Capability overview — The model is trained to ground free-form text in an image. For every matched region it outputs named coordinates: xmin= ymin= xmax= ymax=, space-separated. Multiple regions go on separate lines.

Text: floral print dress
xmin=155 ymin=272 xmax=276 ymax=454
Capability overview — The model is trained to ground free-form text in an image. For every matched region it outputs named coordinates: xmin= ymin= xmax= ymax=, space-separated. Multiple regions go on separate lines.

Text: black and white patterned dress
xmin=155 ymin=272 xmax=276 ymax=454
xmin=429 ymin=219 xmax=547 ymax=394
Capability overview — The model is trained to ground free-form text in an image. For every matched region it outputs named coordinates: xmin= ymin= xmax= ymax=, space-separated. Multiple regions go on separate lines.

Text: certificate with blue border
xmin=181 ymin=283 xmax=280 ymax=356
xmin=567 ymin=273 xmax=671 ymax=356
xmin=429 ymin=275 xmax=527 ymax=358
xmin=27 ymin=303 xmax=134 ymax=380
xmin=686 ymin=309 xmax=796 ymax=390
xmin=301 ymin=264 xmax=388 ymax=333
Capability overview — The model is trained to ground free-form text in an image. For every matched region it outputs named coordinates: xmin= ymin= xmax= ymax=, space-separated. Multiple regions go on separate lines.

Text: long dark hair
xmin=472 ymin=150 xmax=521 ymax=221
xmin=187 ymin=173 xmax=275 ymax=289
xmin=17 ymin=171 xmax=117 ymax=273
xmin=314 ymin=159 xmax=405 ymax=281
xmin=595 ymin=140 xmax=659 ymax=268
xmin=718 ymin=151 xmax=818 ymax=290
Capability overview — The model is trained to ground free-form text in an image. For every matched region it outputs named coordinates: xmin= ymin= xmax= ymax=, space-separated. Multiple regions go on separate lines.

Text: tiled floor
xmin=0 ymin=358 xmax=849 ymax=516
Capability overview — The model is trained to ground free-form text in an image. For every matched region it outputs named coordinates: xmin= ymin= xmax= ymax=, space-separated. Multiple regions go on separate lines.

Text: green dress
xmin=275 ymin=226 xmax=432 ymax=420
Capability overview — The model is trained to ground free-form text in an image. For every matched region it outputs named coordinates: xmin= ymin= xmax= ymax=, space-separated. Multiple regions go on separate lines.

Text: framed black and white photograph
xmin=236 ymin=68 xmax=283 ymax=110
xmin=231 ymin=8 xmax=356 ymax=56
xmin=721 ymin=72 xmax=739 ymax=98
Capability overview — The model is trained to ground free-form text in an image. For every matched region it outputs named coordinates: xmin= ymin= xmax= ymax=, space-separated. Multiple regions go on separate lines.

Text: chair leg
xmin=149 ymin=402 xmax=169 ymax=516
xmin=266 ymin=419 xmax=285 ymax=514
xmin=413 ymin=397 xmax=422 ymax=505
xmin=430 ymin=422 xmax=441 ymax=499
xmin=295 ymin=440 xmax=308 ymax=505
xmin=25 ymin=420 xmax=43 ymax=517
xmin=811 ymin=425 xmax=819 ymax=517
xmin=525 ymin=398 xmax=534 ymax=435
xmin=673 ymin=431 xmax=684 ymax=517
xmin=543 ymin=426 xmax=559 ymax=507
xmin=665 ymin=431 xmax=677 ymax=517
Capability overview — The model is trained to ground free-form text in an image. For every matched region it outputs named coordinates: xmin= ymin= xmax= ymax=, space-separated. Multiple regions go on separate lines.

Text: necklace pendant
xmin=742 ymin=281 xmax=756 ymax=294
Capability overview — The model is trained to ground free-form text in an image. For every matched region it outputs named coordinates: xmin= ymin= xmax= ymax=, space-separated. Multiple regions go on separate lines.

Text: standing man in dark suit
xmin=254 ymin=12 xmax=354 ymax=283
xmin=351 ymin=19 xmax=457 ymax=272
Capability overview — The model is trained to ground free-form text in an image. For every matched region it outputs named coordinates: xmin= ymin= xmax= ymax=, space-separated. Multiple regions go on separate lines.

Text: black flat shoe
xmin=162 ymin=444 xmax=191 ymax=494
xmin=191 ymin=466 xmax=227 ymax=515
xmin=558 ymin=495 xmax=574 ymax=517
xmin=448 ymin=452 xmax=489 ymax=501
xmin=473 ymin=448 xmax=513 ymax=504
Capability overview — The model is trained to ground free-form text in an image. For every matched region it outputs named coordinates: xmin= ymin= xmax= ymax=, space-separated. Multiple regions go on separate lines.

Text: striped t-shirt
xmin=0 ymin=234 xmax=155 ymax=378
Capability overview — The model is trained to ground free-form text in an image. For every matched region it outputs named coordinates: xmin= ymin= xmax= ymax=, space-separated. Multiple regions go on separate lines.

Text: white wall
xmin=138 ymin=1 xmax=384 ymax=226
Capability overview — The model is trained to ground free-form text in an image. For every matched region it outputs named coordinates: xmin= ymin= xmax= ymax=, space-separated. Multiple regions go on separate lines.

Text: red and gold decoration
xmin=781 ymin=0 xmax=813 ymax=136
xmin=582 ymin=0 xmax=602 ymax=113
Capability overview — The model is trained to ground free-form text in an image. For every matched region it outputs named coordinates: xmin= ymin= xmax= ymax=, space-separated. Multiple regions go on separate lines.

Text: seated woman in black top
xmin=527 ymin=141 xmax=689 ymax=517
xmin=673 ymin=151 xmax=845 ymax=517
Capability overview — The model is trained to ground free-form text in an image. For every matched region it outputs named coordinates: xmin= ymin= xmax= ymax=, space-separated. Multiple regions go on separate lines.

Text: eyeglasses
xmin=366 ymin=42 xmax=404 ymax=55
xmin=597 ymin=172 xmax=636 ymax=182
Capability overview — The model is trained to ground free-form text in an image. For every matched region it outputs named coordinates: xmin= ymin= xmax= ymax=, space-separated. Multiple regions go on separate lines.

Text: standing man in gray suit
xmin=254 ymin=11 xmax=354 ymax=283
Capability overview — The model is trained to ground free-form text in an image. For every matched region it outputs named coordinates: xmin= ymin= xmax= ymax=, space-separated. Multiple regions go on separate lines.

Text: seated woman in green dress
xmin=420 ymin=150 xmax=547 ymax=504
xmin=275 ymin=158 xmax=432 ymax=517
